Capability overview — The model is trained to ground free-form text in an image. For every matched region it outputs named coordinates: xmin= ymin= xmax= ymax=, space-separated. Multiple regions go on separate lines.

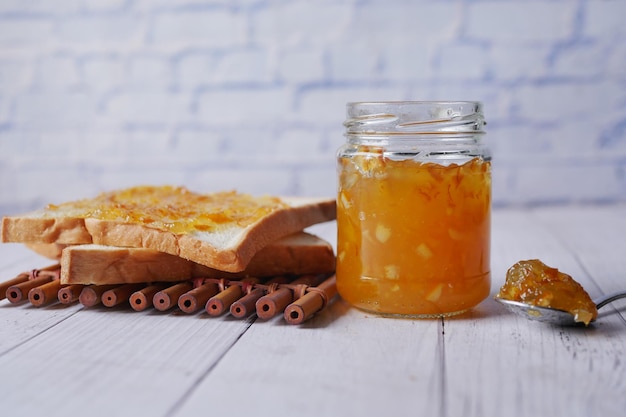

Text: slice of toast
xmin=60 ymin=232 xmax=336 ymax=285
xmin=1 ymin=186 xmax=336 ymax=272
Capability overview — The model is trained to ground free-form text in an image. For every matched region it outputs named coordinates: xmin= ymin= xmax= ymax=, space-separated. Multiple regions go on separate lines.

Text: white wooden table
xmin=1 ymin=204 xmax=625 ymax=417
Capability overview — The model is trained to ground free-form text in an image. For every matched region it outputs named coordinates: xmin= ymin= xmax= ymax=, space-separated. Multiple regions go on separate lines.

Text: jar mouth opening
xmin=345 ymin=101 xmax=486 ymax=135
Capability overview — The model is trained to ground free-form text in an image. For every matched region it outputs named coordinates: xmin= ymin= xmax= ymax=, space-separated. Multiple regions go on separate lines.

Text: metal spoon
xmin=495 ymin=291 xmax=626 ymax=326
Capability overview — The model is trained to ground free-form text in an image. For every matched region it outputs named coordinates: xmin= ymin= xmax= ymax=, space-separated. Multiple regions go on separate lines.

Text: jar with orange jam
xmin=336 ymin=101 xmax=491 ymax=317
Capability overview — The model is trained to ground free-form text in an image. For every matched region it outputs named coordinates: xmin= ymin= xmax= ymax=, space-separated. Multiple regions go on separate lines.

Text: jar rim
xmin=345 ymin=101 xmax=486 ymax=135
xmin=346 ymin=100 xmax=482 ymax=106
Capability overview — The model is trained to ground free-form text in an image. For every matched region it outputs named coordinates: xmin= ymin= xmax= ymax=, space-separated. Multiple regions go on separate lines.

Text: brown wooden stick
xmin=30 ymin=264 xmax=62 ymax=276
xmin=284 ymin=275 xmax=337 ymax=325
xmin=0 ymin=274 xmax=29 ymax=301
xmin=230 ymin=288 xmax=266 ymax=319
xmin=205 ymin=276 xmax=262 ymax=316
xmin=153 ymin=282 xmax=193 ymax=311
xmin=28 ymin=279 xmax=63 ymax=307
xmin=32 ymin=265 xmax=62 ymax=281
xmin=79 ymin=285 xmax=118 ymax=307
xmin=206 ymin=285 xmax=243 ymax=316
xmin=58 ymin=284 xmax=85 ymax=304
xmin=6 ymin=276 xmax=54 ymax=303
xmin=255 ymin=287 xmax=293 ymax=320
xmin=129 ymin=284 xmax=169 ymax=311
xmin=229 ymin=276 xmax=289 ymax=318
xmin=102 ymin=284 xmax=145 ymax=307
xmin=178 ymin=282 xmax=219 ymax=314
xmin=255 ymin=275 xmax=322 ymax=320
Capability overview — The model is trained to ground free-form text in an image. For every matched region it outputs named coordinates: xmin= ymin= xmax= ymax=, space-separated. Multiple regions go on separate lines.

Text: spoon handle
xmin=594 ymin=291 xmax=626 ymax=310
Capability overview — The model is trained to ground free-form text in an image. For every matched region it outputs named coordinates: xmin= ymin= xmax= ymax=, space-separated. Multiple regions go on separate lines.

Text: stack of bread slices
xmin=1 ymin=186 xmax=337 ymax=286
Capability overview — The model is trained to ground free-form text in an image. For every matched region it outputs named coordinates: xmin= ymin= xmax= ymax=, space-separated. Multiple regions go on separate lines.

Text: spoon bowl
xmin=495 ymin=291 xmax=626 ymax=326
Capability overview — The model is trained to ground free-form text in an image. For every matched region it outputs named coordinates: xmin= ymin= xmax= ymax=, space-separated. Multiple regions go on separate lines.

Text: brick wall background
xmin=1 ymin=0 xmax=625 ymax=215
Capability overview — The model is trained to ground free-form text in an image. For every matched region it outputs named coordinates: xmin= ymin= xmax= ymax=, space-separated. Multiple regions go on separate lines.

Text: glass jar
xmin=336 ymin=101 xmax=491 ymax=317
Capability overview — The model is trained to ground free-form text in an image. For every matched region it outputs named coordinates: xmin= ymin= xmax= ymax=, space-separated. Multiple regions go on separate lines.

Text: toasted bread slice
xmin=1 ymin=186 xmax=336 ymax=272
xmin=60 ymin=232 xmax=335 ymax=285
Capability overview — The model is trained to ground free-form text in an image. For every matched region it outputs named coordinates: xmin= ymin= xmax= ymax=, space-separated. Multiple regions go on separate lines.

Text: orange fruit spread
xmin=45 ymin=185 xmax=287 ymax=234
xmin=336 ymin=149 xmax=491 ymax=316
xmin=497 ymin=259 xmax=598 ymax=325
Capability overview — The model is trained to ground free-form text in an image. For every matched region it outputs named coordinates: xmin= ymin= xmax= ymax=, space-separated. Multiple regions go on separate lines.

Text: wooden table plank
xmin=173 ymin=302 xmax=444 ymax=417
xmin=0 ymin=245 xmax=82 ymax=354
xmin=0 ymin=307 xmax=255 ymax=417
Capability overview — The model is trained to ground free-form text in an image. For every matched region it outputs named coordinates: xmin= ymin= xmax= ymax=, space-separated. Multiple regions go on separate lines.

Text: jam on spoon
xmin=495 ymin=259 xmax=598 ymax=326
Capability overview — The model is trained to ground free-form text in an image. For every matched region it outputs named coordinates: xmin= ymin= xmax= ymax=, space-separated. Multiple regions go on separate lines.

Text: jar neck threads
xmin=344 ymin=101 xmax=486 ymax=137
xmin=341 ymin=101 xmax=490 ymax=163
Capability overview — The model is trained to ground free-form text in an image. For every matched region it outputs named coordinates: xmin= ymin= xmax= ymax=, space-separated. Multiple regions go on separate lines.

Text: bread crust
xmin=1 ymin=192 xmax=336 ymax=272
xmin=61 ymin=232 xmax=336 ymax=285
xmin=2 ymin=216 xmax=92 ymax=244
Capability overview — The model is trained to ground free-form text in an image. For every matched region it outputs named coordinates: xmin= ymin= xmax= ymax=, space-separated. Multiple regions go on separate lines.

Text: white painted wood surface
xmin=1 ymin=205 xmax=625 ymax=417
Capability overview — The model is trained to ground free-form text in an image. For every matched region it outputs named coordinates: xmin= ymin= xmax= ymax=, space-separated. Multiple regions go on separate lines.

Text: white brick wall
xmin=1 ymin=0 xmax=625 ymax=215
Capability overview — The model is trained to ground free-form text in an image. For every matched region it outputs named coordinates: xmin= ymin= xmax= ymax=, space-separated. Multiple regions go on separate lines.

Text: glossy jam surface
xmin=336 ymin=148 xmax=491 ymax=316
xmin=46 ymin=186 xmax=286 ymax=234
xmin=497 ymin=259 xmax=598 ymax=325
